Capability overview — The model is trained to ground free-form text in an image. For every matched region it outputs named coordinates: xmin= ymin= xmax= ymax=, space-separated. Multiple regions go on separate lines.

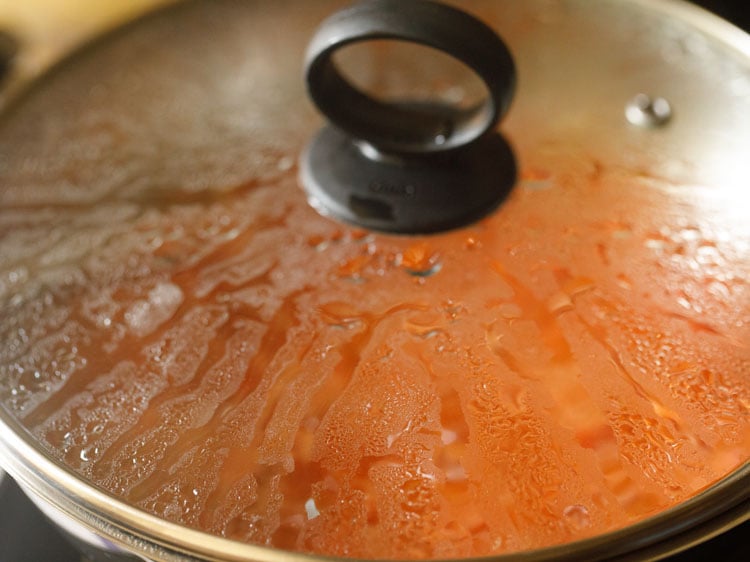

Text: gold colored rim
xmin=1 ymin=402 xmax=748 ymax=561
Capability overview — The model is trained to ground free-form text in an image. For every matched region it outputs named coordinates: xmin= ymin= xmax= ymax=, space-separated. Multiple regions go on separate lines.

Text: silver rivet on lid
xmin=625 ymin=93 xmax=672 ymax=128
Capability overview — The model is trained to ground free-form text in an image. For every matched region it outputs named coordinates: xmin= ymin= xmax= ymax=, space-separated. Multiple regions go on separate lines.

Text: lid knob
xmin=301 ymin=0 xmax=518 ymax=234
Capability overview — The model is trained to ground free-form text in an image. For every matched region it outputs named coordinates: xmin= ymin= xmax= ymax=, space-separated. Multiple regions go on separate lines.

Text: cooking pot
xmin=0 ymin=0 xmax=748 ymax=561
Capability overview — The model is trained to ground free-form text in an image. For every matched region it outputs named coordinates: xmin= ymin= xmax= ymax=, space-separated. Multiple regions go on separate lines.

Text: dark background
xmin=692 ymin=0 xmax=750 ymax=32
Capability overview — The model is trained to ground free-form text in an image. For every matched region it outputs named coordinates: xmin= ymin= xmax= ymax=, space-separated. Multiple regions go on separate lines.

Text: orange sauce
xmin=1 ymin=159 xmax=748 ymax=559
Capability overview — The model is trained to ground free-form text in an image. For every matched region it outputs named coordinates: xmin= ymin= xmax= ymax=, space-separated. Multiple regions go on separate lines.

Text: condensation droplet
xmin=616 ymin=273 xmax=632 ymax=290
xmin=498 ymin=303 xmax=522 ymax=320
xmin=277 ymin=156 xmax=294 ymax=172
xmin=563 ymin=504 xmax=591 ymax=531
xmin=307 ymin=235 xmax=329 ymax=251
xmin=547 ymin=292 xmax=573 ymax=314
xmin=398 ymin=243 xmax=442 ymax=278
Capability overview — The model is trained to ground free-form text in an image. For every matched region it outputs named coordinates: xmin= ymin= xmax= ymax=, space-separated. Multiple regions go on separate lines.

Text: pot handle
xmin=301 ymin=0 xmax=517 ymax=234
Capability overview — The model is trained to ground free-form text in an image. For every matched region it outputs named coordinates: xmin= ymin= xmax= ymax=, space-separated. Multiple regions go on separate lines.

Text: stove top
xmin=0 ymin=472 xmax=83 ymax=562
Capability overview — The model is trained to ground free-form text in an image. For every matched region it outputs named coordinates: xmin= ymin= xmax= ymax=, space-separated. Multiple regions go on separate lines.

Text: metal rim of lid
xmin=0 ymin=405 xmax=747 ymax=562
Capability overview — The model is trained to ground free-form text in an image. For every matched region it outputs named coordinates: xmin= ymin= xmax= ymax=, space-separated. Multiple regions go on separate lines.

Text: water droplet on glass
xmin=645 ymin=232 xmax=669 ymax=251
xmin=307 ymin=234 xmax=329 ymax=251
xmin=349 ymin=229 xmax=370 ymax=242
xmin=62 ymin=432 xmax=73 ymax=452
xmin=441 ymin=429 xmax=458 ymax=445
xmin=679 ymin=226 xmax=701 ymax=241
xmin=464 ymin=236 xmax=481 ymax=250
xmin=562 ymin=276 xmax=595 ymax=297
xmin=616 ymin=273 xmax=632 ymax=290
xmin=563 ymin=504 xmax=591 ymax=531
xmin=707 ymin=280 xmax=731 ymax=300
xmin=336 ymin=255 xmax=370 ymax=280
xmin=398 ymin=243 xmax=442 ymax=277
xmin=521 ymin=166 xmax=554 ymax=191
xmin=319 ymin=302 xmax=362 ymax=328
xmin=498 ymin=303 xmax=522 ymax=320
xmin=277 ymin=156 xmax=294 ymax=172
xmin=547 ymin=292 xmax=573 ymax=315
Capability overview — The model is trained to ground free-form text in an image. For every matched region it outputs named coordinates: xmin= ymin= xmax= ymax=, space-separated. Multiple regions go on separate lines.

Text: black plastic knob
xmin=300 ymin=0 xmax=518 ymax=234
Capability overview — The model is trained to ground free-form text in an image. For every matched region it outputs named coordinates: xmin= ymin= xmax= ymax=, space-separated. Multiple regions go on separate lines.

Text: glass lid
xmin=0 ymin=0 xmax=748 ymax=559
